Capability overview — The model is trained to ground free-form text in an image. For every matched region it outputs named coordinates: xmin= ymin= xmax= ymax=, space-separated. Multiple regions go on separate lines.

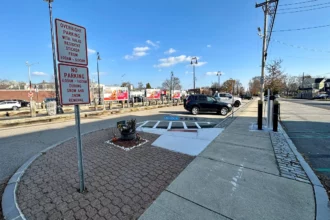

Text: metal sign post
xmin=74 ymin=105 xmax=85 ymax=192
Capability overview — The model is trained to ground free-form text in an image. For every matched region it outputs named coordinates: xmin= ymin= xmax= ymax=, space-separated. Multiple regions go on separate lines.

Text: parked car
xmin=0 ymin=100 xmax=21 ymax=111
xmin=44 ymin=98 xmax=56 ymax=103
xmin=241 ymin=94 xmax=253 ymax=100
xmin=213 ymin=92 xmax=242 ymax=107
xmin=184 ymin=94 xmax=232 ymax=115
xmin=129 ymin=96 xmax=143 ymax=103
xmin=313 ymin=94 xmax=329 ymax=99
xmin=11 ymin=99 xmax=30 ymax=107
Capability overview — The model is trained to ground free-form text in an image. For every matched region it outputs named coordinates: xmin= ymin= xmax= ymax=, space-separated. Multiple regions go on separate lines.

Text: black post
xmin=258 ymin=100 xmax=263 ymax=130
xmin=273 ymin=101 xmax=279 ymax=132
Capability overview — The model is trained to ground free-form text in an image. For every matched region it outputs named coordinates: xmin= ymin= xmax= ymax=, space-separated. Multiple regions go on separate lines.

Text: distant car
xmin=241 ymin=94 xmax=253 ymax=100
xmin=213 ymin=92 xmax=242 ymax=107
xmin=313 ymin=94 xmax=329 ymax=99
xmin=130 ymin=96 xmax=143 ymax=103
xmin=184 ymin=94 xmax=232 ymax=115
xmin=0 ymin=100 xmax=21 ymax=111
xmin=44 ymin=98 xmax=56 ymax=103
xmin=12 ymin=99 xmax=30 ymax=107
xmin=275 ymin=94 xmax=280 ymax=98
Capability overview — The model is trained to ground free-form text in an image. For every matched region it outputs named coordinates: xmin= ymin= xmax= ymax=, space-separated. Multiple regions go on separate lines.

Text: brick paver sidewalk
xmin=17 ymin=129 xmax=193 ymax=220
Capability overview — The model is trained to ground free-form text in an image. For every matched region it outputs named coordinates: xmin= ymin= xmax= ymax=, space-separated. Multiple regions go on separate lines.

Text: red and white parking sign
xmin=55 ymin=19 xmax=88 ymax=66
xmin=58 ymin=64 xmax=90 ymax=105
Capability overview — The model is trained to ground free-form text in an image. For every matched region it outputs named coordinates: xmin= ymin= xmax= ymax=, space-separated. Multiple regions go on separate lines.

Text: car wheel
xmin=12 ymin=106 xmax=18 ymax=111
xmin=191 ymin=106 xmax=199 ymax=115
xmin=234 ymin=101 xmax=240 ymax=107
xmin=220 ymin=107 xmax=228 ymax=116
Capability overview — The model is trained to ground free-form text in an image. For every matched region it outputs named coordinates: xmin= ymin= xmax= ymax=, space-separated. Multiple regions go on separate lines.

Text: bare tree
xmin=249 ymin=76 xmax=261 ymax=96
xmin=265 ymin=59 xmax=286 ymax=94
xmin=137 ymin=82 xmax=144 ymax=89
xmin=162 ymin=77 xmax=182 ymax=90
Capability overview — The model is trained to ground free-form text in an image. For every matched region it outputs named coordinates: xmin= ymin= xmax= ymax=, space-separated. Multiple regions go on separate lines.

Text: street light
xmin=97 ymin=52 xmax=101 ymax=105
xmin=190 ymin=57 xmax=198 ymax=91
xmin=170 ymin=71 xmax=174 ymax=100
xmin=25 ymin=61 xmax=39 ymax=94
xmin=44 ymin=0 xmax=62 ymax=114
xmin=217 ymin=71 xmax=222 ymax=91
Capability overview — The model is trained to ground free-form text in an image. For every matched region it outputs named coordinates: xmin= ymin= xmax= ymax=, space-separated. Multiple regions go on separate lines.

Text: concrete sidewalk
xmin=140 ymin=100 xmax=316 ymax=220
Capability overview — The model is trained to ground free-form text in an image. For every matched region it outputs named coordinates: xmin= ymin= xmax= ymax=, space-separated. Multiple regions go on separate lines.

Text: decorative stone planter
xmin=120 ymin=131 xmax=136 ymax=140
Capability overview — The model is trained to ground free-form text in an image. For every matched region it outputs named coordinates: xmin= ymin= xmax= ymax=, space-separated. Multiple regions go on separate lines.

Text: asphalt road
xmin=282 ymin=98 xmax=330 ymax=111
xmin=280 ymin=99 xmax=330 ymax=188
xmin=0 ymin=103 xmax=240 ymax=185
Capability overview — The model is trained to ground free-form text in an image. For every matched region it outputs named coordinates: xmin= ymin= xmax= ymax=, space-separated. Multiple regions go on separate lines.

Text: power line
xmin=279 ymin=0 xmax=317 ymax=6
xmin=278 ymin=5 xmax=330 ymax=13
xmin=279 ymin=1 xmax=330 ymax=10
xmin=272 ymin=38 xmax=330 ymax=53
xmin=272 ymin=24 xmax=330 ymax=32
xmin=266 ymin=0 xmax=279 ymax=53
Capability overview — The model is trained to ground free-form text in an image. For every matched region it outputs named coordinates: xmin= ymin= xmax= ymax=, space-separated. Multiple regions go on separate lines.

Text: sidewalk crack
xmin=164 ymin=190 xmax=234 ymax=220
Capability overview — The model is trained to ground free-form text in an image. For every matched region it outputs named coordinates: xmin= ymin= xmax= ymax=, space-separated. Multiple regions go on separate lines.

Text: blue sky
xmin=1 ymin=0 xmax=330 ymax=90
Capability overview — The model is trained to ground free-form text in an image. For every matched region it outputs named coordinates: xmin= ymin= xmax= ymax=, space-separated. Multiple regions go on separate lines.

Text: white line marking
xmin=195 ymin=122 xmax=201 ymax=129
xmin=183 ymin=122 xmax=188 ymax=129
xmin=168 ymin=122 xmax=172 ymax=130
xmin=138 ymin=121 xmax=149 ymax=128
xmin=153 ymin=121 xmax=161 ymax=129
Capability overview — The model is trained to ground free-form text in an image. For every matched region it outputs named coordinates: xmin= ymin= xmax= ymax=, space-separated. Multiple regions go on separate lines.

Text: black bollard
xmin=258 ymin=100 xmax=263 ymax=130
xmin=273 ymin=101 xmax=279 ymax=132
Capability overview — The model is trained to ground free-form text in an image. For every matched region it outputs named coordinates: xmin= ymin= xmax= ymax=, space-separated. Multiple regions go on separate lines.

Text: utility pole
xmin=190 ymin=57 xmax=198 ymax=92
xmin=256 ymin=0 xmax=268 ymax=102
xmin=170 ymin=71 xmax=174 ymax=100
xmin=97 ymin=52 xmax=101 ymax=105
xmin=217 ymin=71 xmax=222 ymax=92
xmin=44 ymin=0 xmax=62 ymax=114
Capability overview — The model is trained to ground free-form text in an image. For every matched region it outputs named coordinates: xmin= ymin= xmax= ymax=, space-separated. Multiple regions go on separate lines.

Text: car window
xmin=207 ymin=97 xmax=214 ymax=102
xmin=220 ymin=94 xmax=226 ymax=97
xmin=199 ymin=96 xmax=207 ymax=101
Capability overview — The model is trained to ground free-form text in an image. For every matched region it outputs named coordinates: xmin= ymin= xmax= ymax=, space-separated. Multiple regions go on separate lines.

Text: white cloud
xmin=154 ymin=55 xmax=195 ymax=68
xmin=125 ymin=46 xmax=150 ymax=60
xmin=185 ymin=71 xmax=193 ymax=74
xmin=32 ymin=71 xmax=47 ymax=76
xmin=207 ymin=45 xmax=211 ymax=48
xmin=88 ymin=48 xmax=96 ymax=54
xmin=205 ymin=71 xmax=224 ymax=76
xmin=146 ymin=40 xmax=159 ymax=48
xmin=158 ymin=69 xmax=162 ymax=72
xmin=164 ymin=48 xmax=176 ymax=54
xmin=195 ymin=61 xmax=207 ymax=67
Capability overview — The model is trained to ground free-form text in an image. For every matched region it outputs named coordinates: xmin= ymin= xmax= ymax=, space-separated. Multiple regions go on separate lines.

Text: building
xmin=325 ymin=79 xmax=330 ymax=93
xmin=298 ymin=78 xmax=326 ymax=99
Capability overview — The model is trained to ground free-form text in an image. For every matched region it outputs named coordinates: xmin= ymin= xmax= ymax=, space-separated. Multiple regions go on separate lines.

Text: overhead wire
xmin=272 ymin=24 xmax=330 ymax=32
xmin=272 ymin=39 xmax=330 ymax=53
xmin=277 ymin=5 xmax=330 ymax=13
xmin=278 ymin=1 xmax=330 ymax=10
xmin=279 ymin=0 xmax=318 ymax=6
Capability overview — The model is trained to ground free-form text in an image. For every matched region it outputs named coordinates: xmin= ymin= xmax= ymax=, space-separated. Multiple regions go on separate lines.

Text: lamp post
xmin=217 ymin=71 xmax=222 ymax=91
xmin=97 ymin=52 xmax=101 ymax=105
xmin=170 ymin=71 xmax=174 ymax=100
xmin=44 ymin=0 xmax=62 ymax=114
xmin=25 ymin=61 xmax=39 ymax=97
xmin=190 ymin=57 xmax=198 ymax=92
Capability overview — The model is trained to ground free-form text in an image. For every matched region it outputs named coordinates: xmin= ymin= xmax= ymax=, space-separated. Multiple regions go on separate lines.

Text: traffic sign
xmin=28 ymin=92 xmax=33 ymax=98
xmin=58 ymin=64 xmax=90 ymax=105
xmin=55 ymin=19 xmax=88 ymax=66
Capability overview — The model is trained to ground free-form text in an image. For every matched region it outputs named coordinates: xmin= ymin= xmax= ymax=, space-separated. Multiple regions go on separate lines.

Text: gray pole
xmin=47 ymin=1 xmax=61 ymax=114
xmin=97 ymin=52 xmax=101 ymax=105
xmin=260 ymin=0 xmax=268 ymax=103
xmin=193 ymin=65 xmax=195 ymax=91
xmin=74 ymin=105 xmax=85 ymax=193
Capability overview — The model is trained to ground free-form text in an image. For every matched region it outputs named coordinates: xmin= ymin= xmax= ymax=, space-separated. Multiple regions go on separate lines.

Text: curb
xmin=278 ymin=123 xmax=330 ymax=220
xmin=0 ymin=103 xmax=182 ymax=128
xmin=215 ymin=99 xmax=254 ymax=127
xmin=1 ymin=129 xmax=102 ymax=220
